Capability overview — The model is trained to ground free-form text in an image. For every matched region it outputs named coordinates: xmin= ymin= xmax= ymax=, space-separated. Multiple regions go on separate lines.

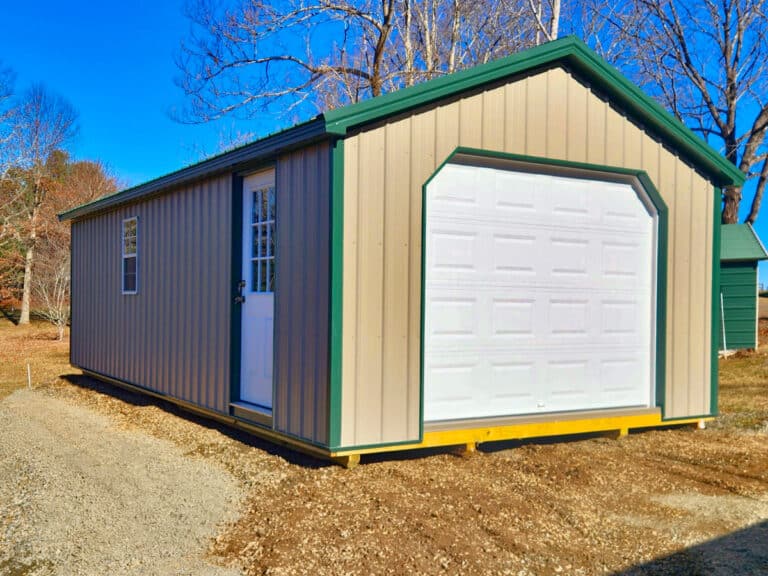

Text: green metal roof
xmin=61 ymin=35 xmax=743 ymax=222
xmin=720 ymin=224 xmax=768 ymax=261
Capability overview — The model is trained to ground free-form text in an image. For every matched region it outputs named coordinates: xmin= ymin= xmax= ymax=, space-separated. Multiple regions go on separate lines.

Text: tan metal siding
xmin=341 ymin=66 xmax=715 ymax=446
xmin=70 ymin=175 xmax=232 ymax=413
xmin=273 ymin=143 xmax=330 ymax=445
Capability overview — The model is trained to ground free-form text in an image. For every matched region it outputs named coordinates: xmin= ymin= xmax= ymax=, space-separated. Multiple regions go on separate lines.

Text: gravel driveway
xmin=0 ymin=388 xmax=244 ymax=576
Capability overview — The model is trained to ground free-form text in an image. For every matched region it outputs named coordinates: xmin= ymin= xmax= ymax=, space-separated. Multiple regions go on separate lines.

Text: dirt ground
xmin=1 ymin=317 xmax=767 ymax=575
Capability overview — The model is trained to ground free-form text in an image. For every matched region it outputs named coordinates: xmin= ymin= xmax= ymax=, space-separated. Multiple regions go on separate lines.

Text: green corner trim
xmin=328 ymin=139 xmax=345 ymax=449
xmin=229 ymin=174 xmax=244 ymax=404
xmin=419 ymin=147 xmax=669 ymax=429
xmin=711 ymin=188 xmax=721 ymax=415
xmin=323 ymin=36 xmax=743 ymax=189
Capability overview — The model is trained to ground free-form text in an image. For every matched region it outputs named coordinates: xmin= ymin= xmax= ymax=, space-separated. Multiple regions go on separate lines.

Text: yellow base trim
xmin=330 ymin=414 xmax=713 ymax=458
xmin=79 ymin=370 xmax=712 ymax=465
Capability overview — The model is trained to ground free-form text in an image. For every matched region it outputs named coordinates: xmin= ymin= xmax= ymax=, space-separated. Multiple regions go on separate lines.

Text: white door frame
xmin=239 ymin=168 xmax=277 ymax=410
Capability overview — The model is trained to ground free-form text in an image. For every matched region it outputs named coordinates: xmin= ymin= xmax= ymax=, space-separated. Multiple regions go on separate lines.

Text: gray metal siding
xmin=70 ymin=175 xmax=232 ymax=413
xmin=273 ymin=143 xmax=330 ymax=445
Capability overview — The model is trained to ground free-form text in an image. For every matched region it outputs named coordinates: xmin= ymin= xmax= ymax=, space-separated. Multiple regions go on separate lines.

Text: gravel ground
xmin=40 ymin=374 xmax=768 ymax=576
xmin=0 ymin=388 xmax=244 ymax=576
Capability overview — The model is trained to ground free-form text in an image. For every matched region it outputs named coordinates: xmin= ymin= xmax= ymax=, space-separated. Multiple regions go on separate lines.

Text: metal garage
xmin=62 ymin=37 xmax=744 ymax=466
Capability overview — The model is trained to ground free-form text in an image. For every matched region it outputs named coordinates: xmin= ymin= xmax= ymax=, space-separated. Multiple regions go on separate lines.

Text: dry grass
xmin=715 ymin=320 xmax=768 ymax=431
xmin=0 ymin=316 xmax=72 ymax=401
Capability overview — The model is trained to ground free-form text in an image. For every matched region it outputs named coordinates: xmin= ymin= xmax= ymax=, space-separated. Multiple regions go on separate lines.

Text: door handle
xmin=234 ymin=280 xmax=246 ymax=304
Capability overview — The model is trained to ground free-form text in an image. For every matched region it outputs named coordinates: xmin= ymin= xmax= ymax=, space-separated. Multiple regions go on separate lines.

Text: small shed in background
xmin=720 ymin=224 xmax=768 ymax=351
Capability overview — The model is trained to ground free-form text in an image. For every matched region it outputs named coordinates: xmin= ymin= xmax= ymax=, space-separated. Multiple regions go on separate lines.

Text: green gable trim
xmin=62 ymin=37 xmax=742 ymax=224
xmin=60 ymin=119 xmax=328 ymax=222
xmin=720 ymin=223 xmax=768 ymax=262
xmin=324 ymin=36 xmax=744 ymax=189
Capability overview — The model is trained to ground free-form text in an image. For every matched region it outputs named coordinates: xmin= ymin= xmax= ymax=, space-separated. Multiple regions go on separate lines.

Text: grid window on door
xmin=251 ymin=186 xmax=276 ymax=292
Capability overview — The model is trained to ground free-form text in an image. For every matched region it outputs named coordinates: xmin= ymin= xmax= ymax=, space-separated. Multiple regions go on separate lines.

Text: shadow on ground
xmin=615 ymin=520 xmax=768 ymax=575
xmin=60 ymin=373 xmax=331 ymax=469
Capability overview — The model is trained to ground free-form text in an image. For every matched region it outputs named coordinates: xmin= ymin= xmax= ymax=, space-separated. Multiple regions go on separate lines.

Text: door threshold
xmin=231 ymin=401 xmax=273 ymax=427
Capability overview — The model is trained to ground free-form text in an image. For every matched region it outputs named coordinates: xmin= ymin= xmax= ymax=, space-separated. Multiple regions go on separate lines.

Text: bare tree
xmin=0 ymin=63 xmax=16 ymax=180
xmin=176 ymin=0 xmax=536 ymax=124
xmin=392 ymin=0 xmax=534 ymax=84
xmin=32 ymin=237 xmax=69 ymax=340
xmin=26 ymin=155 xmax=117 ymax=336
xmin=176 ymin=0 xmax=398 ymax=121
xmin=594 ymin=0 xmax=768 ymax=223
xmin=3 ymin=86 xmax=77 ymax=324
xmin=527 ymin=0 xmax=562 ymax=44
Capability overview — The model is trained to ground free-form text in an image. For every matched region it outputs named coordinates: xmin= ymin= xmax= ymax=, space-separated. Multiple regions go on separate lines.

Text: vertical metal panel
xmin=272 ymin=142 xmax=330 ymax=445
xmin=382 ymin=119 xmax=412 ymax=440
xmin=459 ymin=94 xmax=483 ymax=148
xmin=355 ymin=129 xmax=386 ymax=442
xmin=546 ymin=68 xmax=568 ymax=158
xmin=526 ymin=74 xmax=548 ymax=156
xmin=567 ymin=78 xmax=589 ymax=163
xmin=687 ymin=171 xmax=709 ymax=413
xmin=340 ymin=65 xmax=716 ymax=447
xmin=481 ymin=89 xmax=505 ymax=150
xmin=341 ymin=136 xmax=360 ymax=442
xmin=70 ymin=175 xmax=232 ymax=413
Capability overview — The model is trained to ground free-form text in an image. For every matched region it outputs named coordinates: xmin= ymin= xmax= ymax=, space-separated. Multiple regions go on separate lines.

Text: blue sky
xmin=0 ymin=0 xmax=276 ymax=185
xmin=2 ymin=0 xmax=767 ymax=284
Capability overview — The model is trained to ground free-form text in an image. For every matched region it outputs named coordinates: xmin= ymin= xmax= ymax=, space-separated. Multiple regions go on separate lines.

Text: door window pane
xmin=250 ymin=185 xmax=276 ymax=293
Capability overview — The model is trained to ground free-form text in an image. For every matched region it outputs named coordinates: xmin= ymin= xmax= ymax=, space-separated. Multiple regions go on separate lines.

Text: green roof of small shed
xmin=721 ymin=224 xmax=768 ymax=262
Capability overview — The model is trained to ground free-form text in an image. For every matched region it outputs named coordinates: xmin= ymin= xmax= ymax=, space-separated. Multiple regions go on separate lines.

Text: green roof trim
xmin=720 ymin=223 xmax=768 ymax=261
xmin=325 ymin=36 xmax=744 ymax=188
xmin=61 ymin=36 xmax=743 ymax=222
xmin=59 ymin=119 xmax=327 ymax=221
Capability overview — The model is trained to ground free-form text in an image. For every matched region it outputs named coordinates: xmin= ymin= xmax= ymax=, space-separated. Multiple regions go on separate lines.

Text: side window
xmin=122 ymin=217 xmax=138 ymax=294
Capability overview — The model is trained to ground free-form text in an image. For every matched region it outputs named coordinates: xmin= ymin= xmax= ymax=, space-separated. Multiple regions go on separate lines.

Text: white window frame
xmin=122 ymin=216 xmax=138 ymax=295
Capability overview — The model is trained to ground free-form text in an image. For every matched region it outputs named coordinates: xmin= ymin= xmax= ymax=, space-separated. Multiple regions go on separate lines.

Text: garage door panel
xmin=548 ymin=298 xmax=589 ymax=336
xmin=602 ymin=239 xmax=650 ymax=279
xmin=424 ymin=163 xmax=656 ymax=422
xmin=428 ymin=297 xmax=479 ymax=338
xmin=547 ymin=360 xmax=590 ymax=397
xmin=599 ymin=358 xmax=651 ymax=406
xmin=493 ymin=234 xmax=537 ymax=275
xmin=549 ymin=237 xmax=590 ymax=277
xmin=431 ymin=165 xmax=479 ymax=207
xmin=491 ymin=298 xmax=535 ymax=336
xmin=425 ymin=362 xmax=481 ymax=421
xmin=548 ymin=178 xmax=594 ymax=221
xmin=431 ymin=230 xmax=478 ymax=271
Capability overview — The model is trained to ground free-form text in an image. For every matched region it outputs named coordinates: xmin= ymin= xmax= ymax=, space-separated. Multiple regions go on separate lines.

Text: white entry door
xmin=240 ymin=170 xmax=276 ymax=408
xmin=424 ymin=162 xmax=657 ymax=422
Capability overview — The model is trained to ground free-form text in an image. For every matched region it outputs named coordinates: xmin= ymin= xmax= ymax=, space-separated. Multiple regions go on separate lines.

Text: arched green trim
xmin=419 ymin=147 xmax=669 ymax=430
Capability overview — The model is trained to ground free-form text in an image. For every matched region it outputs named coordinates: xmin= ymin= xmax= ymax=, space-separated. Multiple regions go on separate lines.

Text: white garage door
xmin=424 ymin=162 xmax=656 ymax=422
